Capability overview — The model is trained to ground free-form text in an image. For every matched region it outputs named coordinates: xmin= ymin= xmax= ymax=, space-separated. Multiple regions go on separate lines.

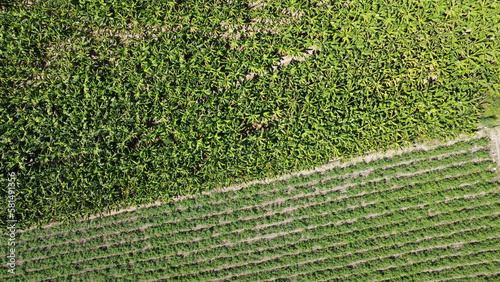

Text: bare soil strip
xmin=233 ymin=46 xmax=319 ymax=87
xmin=147 ymin=228 xmax=494 ymax=281
xmin=488 ymin=127 xmax=500 ymax=166
xmin=430 ymin=271 xmax=500 ymax=282
xmin=14 ymin=202 xmax=496 ymax=279
xmin=18 ymin=179 xmax=494 ymax=267
xmin=17 ymin=147 xmax=489 ymax=245
xmin=377 ymin=259 xmax=500 ymax=282
xmin=207 ymin=235 xmax=499 ymax=282
xmin=18 ymin=203 xmax=159 ymax=234
xmin=19 ymin=130 xmax=488 ymax=234
xmin=144 ymin=212 xmax=496 ymax=272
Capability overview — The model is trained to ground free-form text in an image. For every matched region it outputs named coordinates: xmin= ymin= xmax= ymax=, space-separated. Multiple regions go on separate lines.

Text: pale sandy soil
xmin=485 ymin=126 xmax=500 ymax=181
xmin=19 ymin=127 xmax=496 ymax=233
xmin=187 ymin=128 xmax=489 ymax=198
xmin=487 ymin=126 xmax=500 ymax=166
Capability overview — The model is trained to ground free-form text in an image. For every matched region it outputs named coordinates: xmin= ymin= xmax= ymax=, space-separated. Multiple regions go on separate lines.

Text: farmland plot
xmin=1 ymin=0 xmax=499 ymax=227
xmin=2 ymin=135 xmax=499 ymax=281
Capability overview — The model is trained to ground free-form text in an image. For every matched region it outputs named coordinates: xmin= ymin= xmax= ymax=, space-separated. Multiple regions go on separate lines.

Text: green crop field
xmin=1 ymin=0 xmax=500 ymax=280
xmin=1 ymin=0 xmax=499 ymax=227
xmin=1 ymin=135 xmax=499 ymax=280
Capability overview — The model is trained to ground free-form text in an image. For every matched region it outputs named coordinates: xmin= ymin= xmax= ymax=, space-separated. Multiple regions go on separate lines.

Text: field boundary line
xmin=17 ymin=139 xmax=490 ymax=234
xmin=16 ymin=173 xmax=493 ymax=263
xmin=18 ymin=148 xmax=487 ymax=244
xmin=160 ymin=147 xmax=488 ymax=213
xmin=489 ymin=127 xmax=500 ymax=166
xmin=176 ymin=130 xmax=489 ymax=201
xmin=185 ymin=146 xmax=488 ymax=211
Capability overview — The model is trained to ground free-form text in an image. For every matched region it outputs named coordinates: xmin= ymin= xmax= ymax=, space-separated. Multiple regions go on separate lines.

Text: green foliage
xmin=4 ymin=138 xmax=499 ymax=280
xmin=480 ymin=92 xmax=500 ymax=127
xmin=0 ymin=0 xmax=499 ymax=227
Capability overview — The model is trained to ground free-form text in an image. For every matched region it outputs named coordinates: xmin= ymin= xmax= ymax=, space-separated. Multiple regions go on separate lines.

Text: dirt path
xmin=487 ymin=127 xmax=500 ymax=166
xmin=197 ymin=128 xmax=488 ymax=197
xmin=20 ymin=128 xmax=493 ymax=233
xmin=484 ymin=126 xmax=500 ymax=182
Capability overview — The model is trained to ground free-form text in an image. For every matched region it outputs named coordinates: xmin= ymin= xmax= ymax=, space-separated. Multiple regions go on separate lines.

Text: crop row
xmin=56 ymin=228 xmax=500 ymax=281
xmin=289 ymin=246 xmax=500 ymax=282
xmin=17 ymin=160 xmax=493 ymax=255
xmin=3 ymin=0 xmax=499 ymax=226
xmin=16 ymin=160 xmax=495 ymax=258
xmin=16 ymin=195 xmax=498 ymax=278
xmin=15 ymin=181 xmax=500 ymax=278
xmin=123 ymin=217 xmax=500 ymax=280
xmin=13 ymin=190 xmax=497 ymax=275
xmin=426 ymin=271 xmax=500 ymax=282
xmin=16 ymin=144 xmax=493 ymax=244
xmin=16 ymin=137 xmax=490 ymax=239
xmin=16 ymin=161 xmax=492 ymax=258
xmin=17 ymin=206 xmax=493 ymax=280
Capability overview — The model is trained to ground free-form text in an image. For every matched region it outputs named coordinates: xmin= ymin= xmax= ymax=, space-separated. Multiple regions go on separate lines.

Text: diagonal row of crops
xmin=2 ymin=136 xmax=498 ymax=280
xmin=2 ymin=0 xmax=499 ymax=227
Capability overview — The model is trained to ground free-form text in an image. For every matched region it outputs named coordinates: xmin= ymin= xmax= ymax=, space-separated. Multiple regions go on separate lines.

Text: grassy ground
xmin=3 ymin=132 xmax=499 ymax=281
